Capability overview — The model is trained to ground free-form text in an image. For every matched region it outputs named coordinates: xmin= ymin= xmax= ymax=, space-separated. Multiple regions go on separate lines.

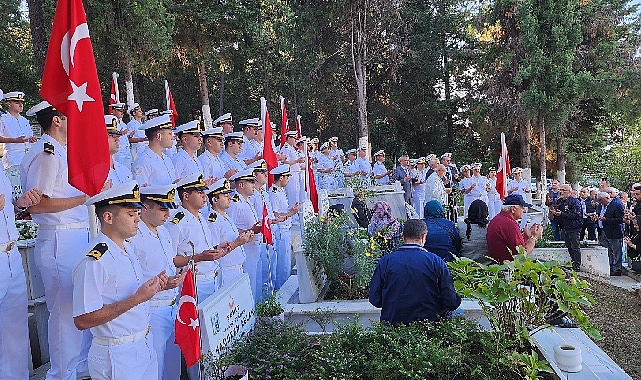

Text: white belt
xmin=93 ymin=326 xmax=150 ymax=347
xmin=196 ymin=270 xmax=219 ymax=280
xmin=222 ymin=264 xmax=243 ymax=271
xmin=0 ymin=241 xmax=16 ymax=252
xmin=149 ymin=298 xmax=176 ymax=307
xmin=38 ymin=222 xmax=89 ymax=230
xmin=6 ymin=148 xmax=29 ymax=153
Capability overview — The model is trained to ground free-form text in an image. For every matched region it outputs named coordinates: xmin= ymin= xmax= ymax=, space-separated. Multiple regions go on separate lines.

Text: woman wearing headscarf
xmin=368 ymin=201 xmax=403 ymax=250
xmin=423 ymin=200 xmax=461 ymax=262
xmin=459 ymin=199 xmax=492 ymax=264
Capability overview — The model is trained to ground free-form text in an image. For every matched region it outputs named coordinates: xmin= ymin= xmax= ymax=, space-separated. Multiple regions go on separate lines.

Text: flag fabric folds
xmin=261 ymin=97 xmax=279 ymax=187
xmin=261 ymin=204 xmax=273 ymax=245
xmin=295 ymin=115 xmax=302 ymax=139
xmin=175 ymin=268 xmax=201 ymax=367
xmin=40 ymin=0 xmax=109 ymax=196
xmin=279 ymin=96 xmax=288 ymax=148
xmin=496 ymin=132 xmax=511 ymax=200
xmin=108 ymin=72 xmax=119 ymax=113
xmin=165 ymin=80 xmax=179 ymax=127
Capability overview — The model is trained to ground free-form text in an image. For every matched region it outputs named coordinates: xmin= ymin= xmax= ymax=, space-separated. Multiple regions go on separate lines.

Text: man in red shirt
xmin=487 ymin=194 xmax=543 ymax=262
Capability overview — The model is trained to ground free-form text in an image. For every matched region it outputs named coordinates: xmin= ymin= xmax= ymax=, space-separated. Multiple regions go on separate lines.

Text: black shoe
xmin=572 ymin=265 xmax=581 ymax=272
xmin=550 ymin=316 xmax=577 ymax=328
xmin=611 ymin=270 xmax=622 ymax=276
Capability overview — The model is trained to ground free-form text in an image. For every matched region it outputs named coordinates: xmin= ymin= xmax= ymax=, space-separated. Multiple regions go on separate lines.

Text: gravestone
xmin=294 ymin=249 xmax=328 ymax=303
xmin=199 ymin=273 xmax=256 ymax=358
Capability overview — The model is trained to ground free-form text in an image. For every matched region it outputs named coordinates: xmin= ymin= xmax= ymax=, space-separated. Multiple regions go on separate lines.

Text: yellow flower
xmin=370 ymin=242 xmax=376 ymax=250
xmin=365 ymin=251 xmax=371 ymax=257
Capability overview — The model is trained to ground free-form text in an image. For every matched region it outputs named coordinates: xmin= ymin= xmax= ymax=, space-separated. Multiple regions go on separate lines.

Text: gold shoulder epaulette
xmin=208 ymin=212 xmax=217 ymax=222
xmin=231 ymin=194 xmax=240 ymax=202
xmin=171 ymin=211 xmax=185 ymax=224
xmin=44 ymin=142 xmax=55 ymax=155
xmin=87 ymin=243 xmax=108 ymax=260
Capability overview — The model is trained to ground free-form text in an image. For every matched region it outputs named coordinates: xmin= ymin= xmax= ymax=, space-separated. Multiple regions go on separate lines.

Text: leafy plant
xmin=509 ymin=350 xmax=554 ymax=380
xmin=16 ymin=219 xmax=37 ymax=240
xmin=255 ymin=291 xmax=284 ymax=318
xmin=448 ymin=249 xmax=602 ymax=345
xmin=302 ymin=306 xmax=337 ymax=333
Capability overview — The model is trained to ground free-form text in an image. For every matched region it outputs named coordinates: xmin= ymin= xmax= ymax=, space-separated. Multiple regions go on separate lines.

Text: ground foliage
xmin=205 ymin=317 xmax=552 ymax=380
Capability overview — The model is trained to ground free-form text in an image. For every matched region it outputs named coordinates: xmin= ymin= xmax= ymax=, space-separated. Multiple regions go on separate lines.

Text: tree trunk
xmin=520 ymin=119 xmax=533 ymax=201
xmin=26 ymin=0 xmax=47 ymax=76
xmin=441 ymin=13 xmax=453 ymax=150
xmin=351 ymin=2 xmax=370 ymax=159
xmin=218 ymin=71 xmax=225 ymax=116
xmin=198 ymin=62 xmax=212 ymax=128
xmin=538 ymin=114 xmax=547 ymax=196
xmin=556 ymin=135 xmax=566 ymax=184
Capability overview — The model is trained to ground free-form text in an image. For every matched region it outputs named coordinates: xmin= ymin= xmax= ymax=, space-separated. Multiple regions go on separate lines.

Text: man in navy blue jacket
xmin=550 ymin=184 xmax=584 ymax=271
xmin=596 ymin=191 xmax=625 ymax=275
xmin=369 ymin=219 xmax=461 ymax=325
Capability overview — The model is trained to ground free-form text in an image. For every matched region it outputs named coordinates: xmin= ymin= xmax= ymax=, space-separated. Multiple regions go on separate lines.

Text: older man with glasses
xmin=550 ymin=185 xmax=583 ymax=271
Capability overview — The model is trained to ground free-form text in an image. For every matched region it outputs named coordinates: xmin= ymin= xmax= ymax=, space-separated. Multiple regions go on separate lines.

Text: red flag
xmin=261 ymin=204 xmax=273 ymax=245
xmin=496 ymin=132 xmax=511 ymax=200
xmin=261 ymin=97 xmax=279 ymax=187
xmin=295 ymin=115 xmax=302 ymax=139
xmin=175 ymin=268 xmax=201 ymax=367
xmin=165 ymin=80 xmax=179 ymax=127
xmin=279 ymin=96 xmax=288 ymax=148
xmin=40 ymin=0 xmax=109 ymax=196
xmin=108 ymin=72 xmax=119 ymax=113
xmin=307 ymin=154 xmax=319 ymax=212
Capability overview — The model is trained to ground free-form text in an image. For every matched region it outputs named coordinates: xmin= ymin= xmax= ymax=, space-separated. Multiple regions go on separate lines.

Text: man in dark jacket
xmin=596 ymin=191 xmax=625 ymax=275
xmin=550 ymin=184 xmax=584 ymax=271
xmin=391 ymin=155 xmax=413 ymax=204
xmin=369 ymin=219 xmax=461 ymax=325
xmin=579 ymin=187 xmax=597 ymax=241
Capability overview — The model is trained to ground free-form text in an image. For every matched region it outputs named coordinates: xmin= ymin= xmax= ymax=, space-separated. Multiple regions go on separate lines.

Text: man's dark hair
xmin=144 ymin=127 xmax=160 ymax=140
xmin=37 ymin=109 xmax=65 ymax=132
xmin=95 ymin=204 xmax=122 ymax=223
xmin=403 ymin=219 xmax=427 ymax=240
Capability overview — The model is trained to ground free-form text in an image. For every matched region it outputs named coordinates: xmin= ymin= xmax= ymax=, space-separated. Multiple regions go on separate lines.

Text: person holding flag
xmin=270 ymin=164 xmax=301 ymax=289
xmin=72 ymin=181 xmax=174 ymax=380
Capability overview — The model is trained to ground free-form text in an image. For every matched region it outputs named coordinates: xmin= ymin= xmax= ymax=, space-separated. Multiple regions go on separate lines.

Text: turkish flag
xmin=279 ymin=96 xmax=288 ymax=148
xmin=175 ymin=268 xmax=201 ymax=367
xmin=40 ymin=0 xmax=109 ymax=196
xmin=261 ymin=204 xmax=273 ymax=245
xmin=261 ymin=97 xmax=279 ymax=187
xmin=496 ymin=132 xmax=511 ymax=200
xmin=165 ymin=80 xmax=179 ymax=127
xmin=108 ymin=72 xmax=118 ymax=113
xmin=295 ymin=115 xmax=302 ymax=139
xmin=307 ymin=154 xmax=319 ymax=213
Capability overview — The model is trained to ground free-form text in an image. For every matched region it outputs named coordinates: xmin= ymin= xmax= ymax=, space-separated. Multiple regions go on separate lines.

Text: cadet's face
xmin=213 ymin=193 xmax=232 ymax=210
xmin=207 ymin=137 xmax=224 ymax=153
xmin=7 ymin=100 xmax=23 ymax=113
xmin=358 ymin=150 xmax=366 ymax=158
xmin=184 ymin=189 xmax=206 ymax=209
xmin=280 ymin=174 xmax=291 ymax=186
xmin=182 ymin=133 xmax=202 ymax=151
xmin=143 ymin=202 xmax=170 ymax=227
xmin=158 ymin=129 xmax=175 ymax=149
xmin=113 ymin=109 xmax=124 ymax=119
xmin=222 ymin=123 xmax=234 ymax=134
xmin=228 ymin=140 xmax=243 ymax=155
xmin=112 ymin=206 xmax=141 ymax=238
xmin=237 ymin=180 xmax=255 ymax=196
xmin=108 ymin=133 xmax=121 ymax=154
xmin=442 ymin=157 xmax=451 ymax=165
xmin=255 ymin=171 xmax=268 ymax=186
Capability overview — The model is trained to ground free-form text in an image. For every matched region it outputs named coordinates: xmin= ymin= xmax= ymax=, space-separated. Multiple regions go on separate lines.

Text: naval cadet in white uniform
xmin=20 ymin=101 xmax=93 ymax=380
xmin=199 ymin=127 xmax=233 ymax=181
xmin=127 ymin=103 xmax=147 ymax=161
xmin=0 ymin=162 xmax=42 ymax=379
xmin=238 ymin=118 xmax=263 ymax=166
xmin=111 ymin=103 xmax=133 ymax=169
xmin=72 ymin=181 xmax=171 ymax=380
xmin=227 ymin=168 xmax=263 ymax=301
xmin=132 ymin=114 xmax=177 ymax=187
xmin=219 ymin=131 xmax=248 ymax=174
xmin=507 ymin=167 xmax=531 ymax=201
xmin=131 ymin=185 xmax=186 ymax=380
xmin=172 ymin=120 xmax=208 ymax=182
xmin=105 ymin=115 xmax=133 ymax=186
xmin=269 ymin=164 xmax=301 ymax=289
xmin=280 ymin=131 xmax=304 ymax=207
xmin=0 ymin=91 xmax=36 ymax=169
xmin=213 ymin=112 xmax=235 ymax=135
xmin=373 ymin=150 xmax=391 ymax=185
xmin=207 ymin=178 xmax=254 ymax=286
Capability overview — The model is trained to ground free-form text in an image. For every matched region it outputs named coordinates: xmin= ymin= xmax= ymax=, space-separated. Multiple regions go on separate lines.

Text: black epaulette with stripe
xmin=171 ymin=211 xmax=185 ymax=224
xmin=271 ymin=186 xmax=278 ymax=193
xmin=87 ymin=243 xmax=108 ymax=260
xmin=44 ymin=142 xmax=55 ymax=155
xmin=231 ymin=194 xmax=240 ymax=202
xmin=208 ymin=212 xmax=217 ymax=222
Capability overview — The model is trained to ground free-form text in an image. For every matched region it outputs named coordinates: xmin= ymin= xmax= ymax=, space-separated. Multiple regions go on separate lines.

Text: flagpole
xmin=187 ymin=241 xmax=205 ymax=380
xmin=112 ymin=72 xmax=120 ymax=103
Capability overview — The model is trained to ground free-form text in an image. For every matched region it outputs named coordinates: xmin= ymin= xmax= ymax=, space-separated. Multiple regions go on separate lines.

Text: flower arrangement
xmin=16 ymin=219 xmax=38 ymax=241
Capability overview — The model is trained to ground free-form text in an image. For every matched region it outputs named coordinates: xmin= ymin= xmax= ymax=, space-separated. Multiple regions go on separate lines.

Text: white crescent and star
xmin=60 ymin=23 xmax=95 ymax=112
xmin=177 ymin=295 xmax=199 ymax=330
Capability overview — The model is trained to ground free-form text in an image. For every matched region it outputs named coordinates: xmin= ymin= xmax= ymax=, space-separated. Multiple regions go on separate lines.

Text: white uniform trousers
xmin=36 ymin=227 xmax=92 ymax=380
xmin=463 ymin=195 xmax=473 ymax=217
xmin=221 ymin=265 xmax=244 ymax=288
xmin=488 ymin=196 xmax=502 ymax=219
xmin=243 ymin=241 xmax=262 ymax=302
xmin=149 ymin=304 xmax=181 ymax=380
xmin=260 ymin=244 xmax=277 ymax=296
xmin=88 ymin=333 xmax=157 ymax=380
xmin=273 ymin=227 xmax=292 ymax=290
xmin=0 ymin=246 xmax=29 ymax=379
xmin=412 ymin=192 xmax=426 ymax=219
xmin=285 ymin=172 xmax=301 ymax=208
